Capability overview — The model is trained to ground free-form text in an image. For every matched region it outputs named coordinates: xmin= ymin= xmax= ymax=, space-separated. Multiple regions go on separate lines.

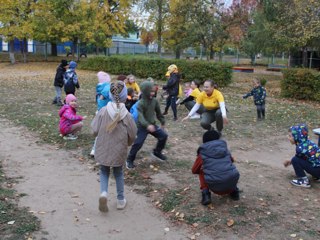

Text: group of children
xmin=54 ymin=60 xmax=320 ymax=213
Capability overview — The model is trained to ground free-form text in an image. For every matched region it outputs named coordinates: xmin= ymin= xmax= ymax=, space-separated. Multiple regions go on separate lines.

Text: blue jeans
xmin=291 ymin=156 xmax=320 ymax=178
xmin=256 ymin=104 xmax=265 ymax=119
xmin=127 ymin=126 xmax=168 ymax=162
xmin=100 ymin=165 xmax=124 ymax=200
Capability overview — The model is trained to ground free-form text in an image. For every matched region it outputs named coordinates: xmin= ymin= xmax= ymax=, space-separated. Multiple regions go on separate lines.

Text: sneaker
xmin=52 ymin=100 xmax=57 ymax=105
xmin=230 ymin=188 xmax=240 ymax=201
xmin=190 ymin=113 xmax=201 ymax=119
xmin=90 ymin=149 xmax=95 ymax=157
xmin=173 ymin=117 xmax=178 ymax=121
xmin=201 ymin=189 xmax=212 ymax=206
xmin=99 ymin=196 xmax=108 ymax=212
xmin=63 ymin=134 xmax=78 ymax=140
xmin=162 ymin=111 xmax=168 ymax=115
xmin=117 ymin=199 xmax=127 ymax=210
xmin=290 ymin=178 xmax=311 ymax=188
xmin=126 ymin=160 xmax=136 ymax=170
xmin=151 ymin=151 xmax=167 ymax=161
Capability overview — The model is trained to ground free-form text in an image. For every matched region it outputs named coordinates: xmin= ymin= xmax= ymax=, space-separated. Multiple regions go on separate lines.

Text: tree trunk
xmin=9 ymin=40 xmax=15 ymax=64
xmin=51 ymin=43 xmax=57 ymax=56
xmin=72 ymin=38 xmax=77 ymax=57
xmin=209 ymin=46 xmax=214 ymax=60
xmin=156 ymin=0 xmax=163 ymax=55
xmin=302 ymin=47 xmax=308 ymax=67
xmin=23 ymin=38 xmax=28 ymax=63
xmin=175 ymin=48 xmax=181 ymax=59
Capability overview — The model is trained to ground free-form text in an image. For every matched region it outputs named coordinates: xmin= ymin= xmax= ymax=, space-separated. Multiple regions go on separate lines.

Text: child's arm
xmin=126 ymin=116 xmax=138 ymax=146
xmin=62 ymin=108 xmax=83 ymax=122
xmin=242 ymin=89 xmax=254 ymax=99
xmin=192 ymin=154 xmax=203 ymax=174
xmin=91 ymin=111 xmax=102 ymax=136
xmin=155 ymin=100 xmax=165 ymax=126
xmin=283 ymin=160 xmax=291 ymax=167
xmin=180 ymin=95 xmax=194 ymax=105
xmin=73 ymin=74 xmax=80 ymax=89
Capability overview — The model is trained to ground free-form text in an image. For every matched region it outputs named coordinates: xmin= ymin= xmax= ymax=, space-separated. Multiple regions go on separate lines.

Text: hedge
xmin=78 ymin=55 xmax=233 ymax=87
xmin=281 ymin=68 xmax=320 ymax=101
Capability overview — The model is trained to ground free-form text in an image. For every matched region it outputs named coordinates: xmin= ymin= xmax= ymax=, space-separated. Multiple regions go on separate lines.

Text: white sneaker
xmin=117 ymin=199 xmax=127 ymax=210
xmin=190 ymin=114 xmax=201 ymax=119
xmin=63 ymin=134 xmax=78 ymax=140
xmin=90 ymin=149 xmax=95 ymax=157
xmin=99 ymin=196 xmax=108 ymax=212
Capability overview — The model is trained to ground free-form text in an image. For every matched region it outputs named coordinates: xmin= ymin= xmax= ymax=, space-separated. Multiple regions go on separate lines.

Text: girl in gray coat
xmin=192 ymin=130 xmax=240 ymax=205
xmin=91 ymin=81 xmax=137 ymax=212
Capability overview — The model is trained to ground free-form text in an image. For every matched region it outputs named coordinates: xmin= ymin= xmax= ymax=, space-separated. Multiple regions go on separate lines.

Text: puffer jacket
xmin=53 ymin=64 xmax=66 ymax=87
xmin=199 ymin=139 xmax=240 ymax=192
xmin=59 ymin=105 xmax=83 ymax=135
xmin=291 ymin=124 xmax=320 ymax=167
xmin=163 ymin=72 xmax=180 ymax=96
xmin=243 ymin=85 xmax=266 ymax=105
xmin=96 ymin=82 xmax=111 ymax=111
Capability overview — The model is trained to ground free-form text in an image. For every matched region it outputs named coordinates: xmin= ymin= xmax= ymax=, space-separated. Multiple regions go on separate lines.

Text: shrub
xmin=281 ymin=68 xmax=320 ymax=101
xmin=79 ymin=56 xmax=233 ymax=86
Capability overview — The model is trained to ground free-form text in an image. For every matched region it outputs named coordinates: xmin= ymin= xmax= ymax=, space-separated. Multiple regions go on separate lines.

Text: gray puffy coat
xmin=199 ymin=140 xmax=240 ymax=192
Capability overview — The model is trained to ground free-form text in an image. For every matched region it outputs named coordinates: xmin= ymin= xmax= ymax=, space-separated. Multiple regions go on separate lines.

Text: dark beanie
xmin=61 ymin=59 xmax=68 ymax=67
xmin=203 ymin=130 xmax=220 ymax=143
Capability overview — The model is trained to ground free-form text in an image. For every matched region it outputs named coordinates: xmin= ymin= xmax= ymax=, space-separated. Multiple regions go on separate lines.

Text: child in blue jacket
xmin=284 ymin=124 xmax=320 ymax=188
xmin=243 ymin=79 xmax=266 ymax=120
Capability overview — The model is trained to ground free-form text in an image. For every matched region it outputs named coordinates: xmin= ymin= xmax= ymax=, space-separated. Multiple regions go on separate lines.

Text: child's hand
xmin=283 ymin=160 xmax=291 ymax=167
xmin=82 ymin=116 xmax=87 ymax=120
xmin=181 ymin=116 xmax=189 ymax=122
xmin=147 ymin=125 xmax=156 ymax=133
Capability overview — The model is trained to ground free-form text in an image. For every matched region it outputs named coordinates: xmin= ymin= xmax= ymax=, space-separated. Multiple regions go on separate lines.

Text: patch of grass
xmin=0 ymin=166 xmax=40 ymax=239
xmin=161 ymin=189 xmax=184 ymax=212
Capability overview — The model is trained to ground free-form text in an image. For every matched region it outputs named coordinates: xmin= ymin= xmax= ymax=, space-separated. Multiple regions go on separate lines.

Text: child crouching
xmin=192 ymin=130 xmax=240 ymax=205
xmin=59 ymin=94 xmax=85 ymax=140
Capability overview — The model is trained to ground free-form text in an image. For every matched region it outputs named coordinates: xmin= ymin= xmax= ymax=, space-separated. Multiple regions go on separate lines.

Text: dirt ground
xmin=1 ymin=62 xmax=320 ymax=240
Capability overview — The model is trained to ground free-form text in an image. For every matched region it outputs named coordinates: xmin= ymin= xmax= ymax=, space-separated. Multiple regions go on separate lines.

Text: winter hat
xmin=69 ymin=61 xmax=77 ymax=69
xmin=109 ymin=81 xmax=127 ymax=103
xmin=97 ymin=71 xmax=111 ymax=83
xmin=117 ymin=74 xmax=127 ymax=81
xmin=203 ymin=130 xmax=221 ymax=143
xmin=61 ymin=59 xmax=68 ymax=67
xmin=65 ymin=94 xmax=77 ymax=105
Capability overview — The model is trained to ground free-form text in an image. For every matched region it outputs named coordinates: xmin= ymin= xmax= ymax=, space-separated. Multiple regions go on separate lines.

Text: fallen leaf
xmin=192 ymin=223 xmax=199 ymax=228
xmin=195 ymin=233 xmax=201 ymax=236
xmin=141 ymin=173 xmax=151 ymax=179
xmin=183 ymin=187 xmax=190 ymax=191
xmin=190 ymin=235 xmax=196 ymax=240
xmin=290 ymin=233 xmax=297 ymax=238
xmin=7 ymin=220 xmax=15 ymax=225
xmin=171 ymin=209 xmax=175 ymax=213
xmin=227 ymin=219 xmax=234 ymax=227
xmin=71 ymin=195 xmax=79 ymax=198
xmin=164 ymin=227 xmax=170 ymax=232
xmin=38 ymin=211 xmax=46 ymax=214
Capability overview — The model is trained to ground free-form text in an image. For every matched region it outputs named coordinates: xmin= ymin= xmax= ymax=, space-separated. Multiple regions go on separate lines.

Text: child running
xmin=192 ymin=130 xmax=240 ymax=205
xmin=284 ymin=124 xmax=320 ymax=188
xmin=91 ymin=81 xmax=137 ymax=212
xmin=59 ymin=94 xmax=85 ymax=140
xmin=126 ymin=81 xmax=168 ymax=169
xmin=242 ymin=78 xmax=267 ymax=120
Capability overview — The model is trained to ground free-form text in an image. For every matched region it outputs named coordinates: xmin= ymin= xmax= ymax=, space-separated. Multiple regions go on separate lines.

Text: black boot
xmin=201 ymin=189 xmax=212 ymax=206
xmin=230 ymin=187 xmax=240 ymax=201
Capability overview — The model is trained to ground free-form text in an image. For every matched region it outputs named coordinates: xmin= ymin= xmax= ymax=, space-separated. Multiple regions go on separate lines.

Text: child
xmin=284 ymin=124 xmax=320 ymax=188
xmin=147 ymin=77 xmax=158 ymax=98
xmin=91 ymin=81 xmax=137 ymax=212
xmin=90 ymin=71 xmax=112 ymax=157
xmin=183 ymin=82 xmax=192 ymax=97
xmin=52 ymin=59 xmax=68 ymax=106
xmin=242 ymin=79 xmax=266 ymax=120
xmin=64 ymin=61 xmax=80 ymax=95
xmin=125 ymin=87 xmax=137 ymax=111
xmin=163 ymin=64 xmax=180 ymax=121
xmin=179 ymin=80 xmax=204 ymax=119
xmin=126 ymin=81 xmax=168 ymax=169
xmin=126 ymin=74 xmax=140 ymax=97
xmin=59 ymin=94 xmax=84 ymax=140
xmin=192 ymin=130 xmax=240 ymax=205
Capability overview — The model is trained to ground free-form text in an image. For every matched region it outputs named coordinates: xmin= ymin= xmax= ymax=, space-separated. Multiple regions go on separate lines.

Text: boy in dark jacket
xmin=242 ymin=78 xmax=266 ymax=120
xmin=162 ymin=64 xmax=180 ymax=121
xmin=52 ymin=59 xmax=68 ymax=106
xmin=192 ymin=130 xmax=240 ymax=205
xmin=284 ymin=124 xmax=320 ymax=188
xmin=126 ymin=81 xmax=168 ymax=169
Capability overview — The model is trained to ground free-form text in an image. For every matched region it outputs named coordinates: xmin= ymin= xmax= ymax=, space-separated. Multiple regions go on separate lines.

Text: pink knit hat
xmin=65 ymin=94 xmax=77 ymax=105
xmin=97 ymin=71 xmax=111 ymax=83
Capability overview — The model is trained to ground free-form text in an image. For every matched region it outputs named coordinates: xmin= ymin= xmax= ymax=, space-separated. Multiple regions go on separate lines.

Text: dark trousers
xmin=165 ymin=95 xmax=177 ymax=119
xmin=256 ymin=104 xmax=265 ymax=119
xmin=185 ymin=101 xmax=204 ymax=114
xmin=127 ymin=126 xmax=168 ymax=162
xmin=291 ymin=156 xmax=320 ymax=178
xmin=200 ymin=109 xmax=223 ymax=131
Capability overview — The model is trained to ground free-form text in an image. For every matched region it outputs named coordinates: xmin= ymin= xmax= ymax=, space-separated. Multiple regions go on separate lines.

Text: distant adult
xmin=182 ymin=80 xmax=228 ymax=132
xmin=52 ymin=59 xmax=68 ymax=106
xmin=162 ymin=64 xmax=180 ymax=121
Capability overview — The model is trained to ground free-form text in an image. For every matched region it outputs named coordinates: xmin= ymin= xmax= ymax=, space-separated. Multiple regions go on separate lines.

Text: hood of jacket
xmin=96 ymin=82 xmax=109 ymax=95
xmin=140 ymin=81 xmax=154 ymax=99
xmin=59 ymin=105 xmax=75 ymax=117
xmin=106 ymin=102 xmax=128 ymax=121
xmin=290 ymin=124 xmax=308 ymax=144
xmin=200 ymin=139 xmax=228 ymax=159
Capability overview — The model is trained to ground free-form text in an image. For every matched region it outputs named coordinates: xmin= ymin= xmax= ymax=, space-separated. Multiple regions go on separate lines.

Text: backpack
xmin=130 ymin=100 xmax=139 ymax=123
xmin=64 ymin=72 xmax=75 ymax=94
